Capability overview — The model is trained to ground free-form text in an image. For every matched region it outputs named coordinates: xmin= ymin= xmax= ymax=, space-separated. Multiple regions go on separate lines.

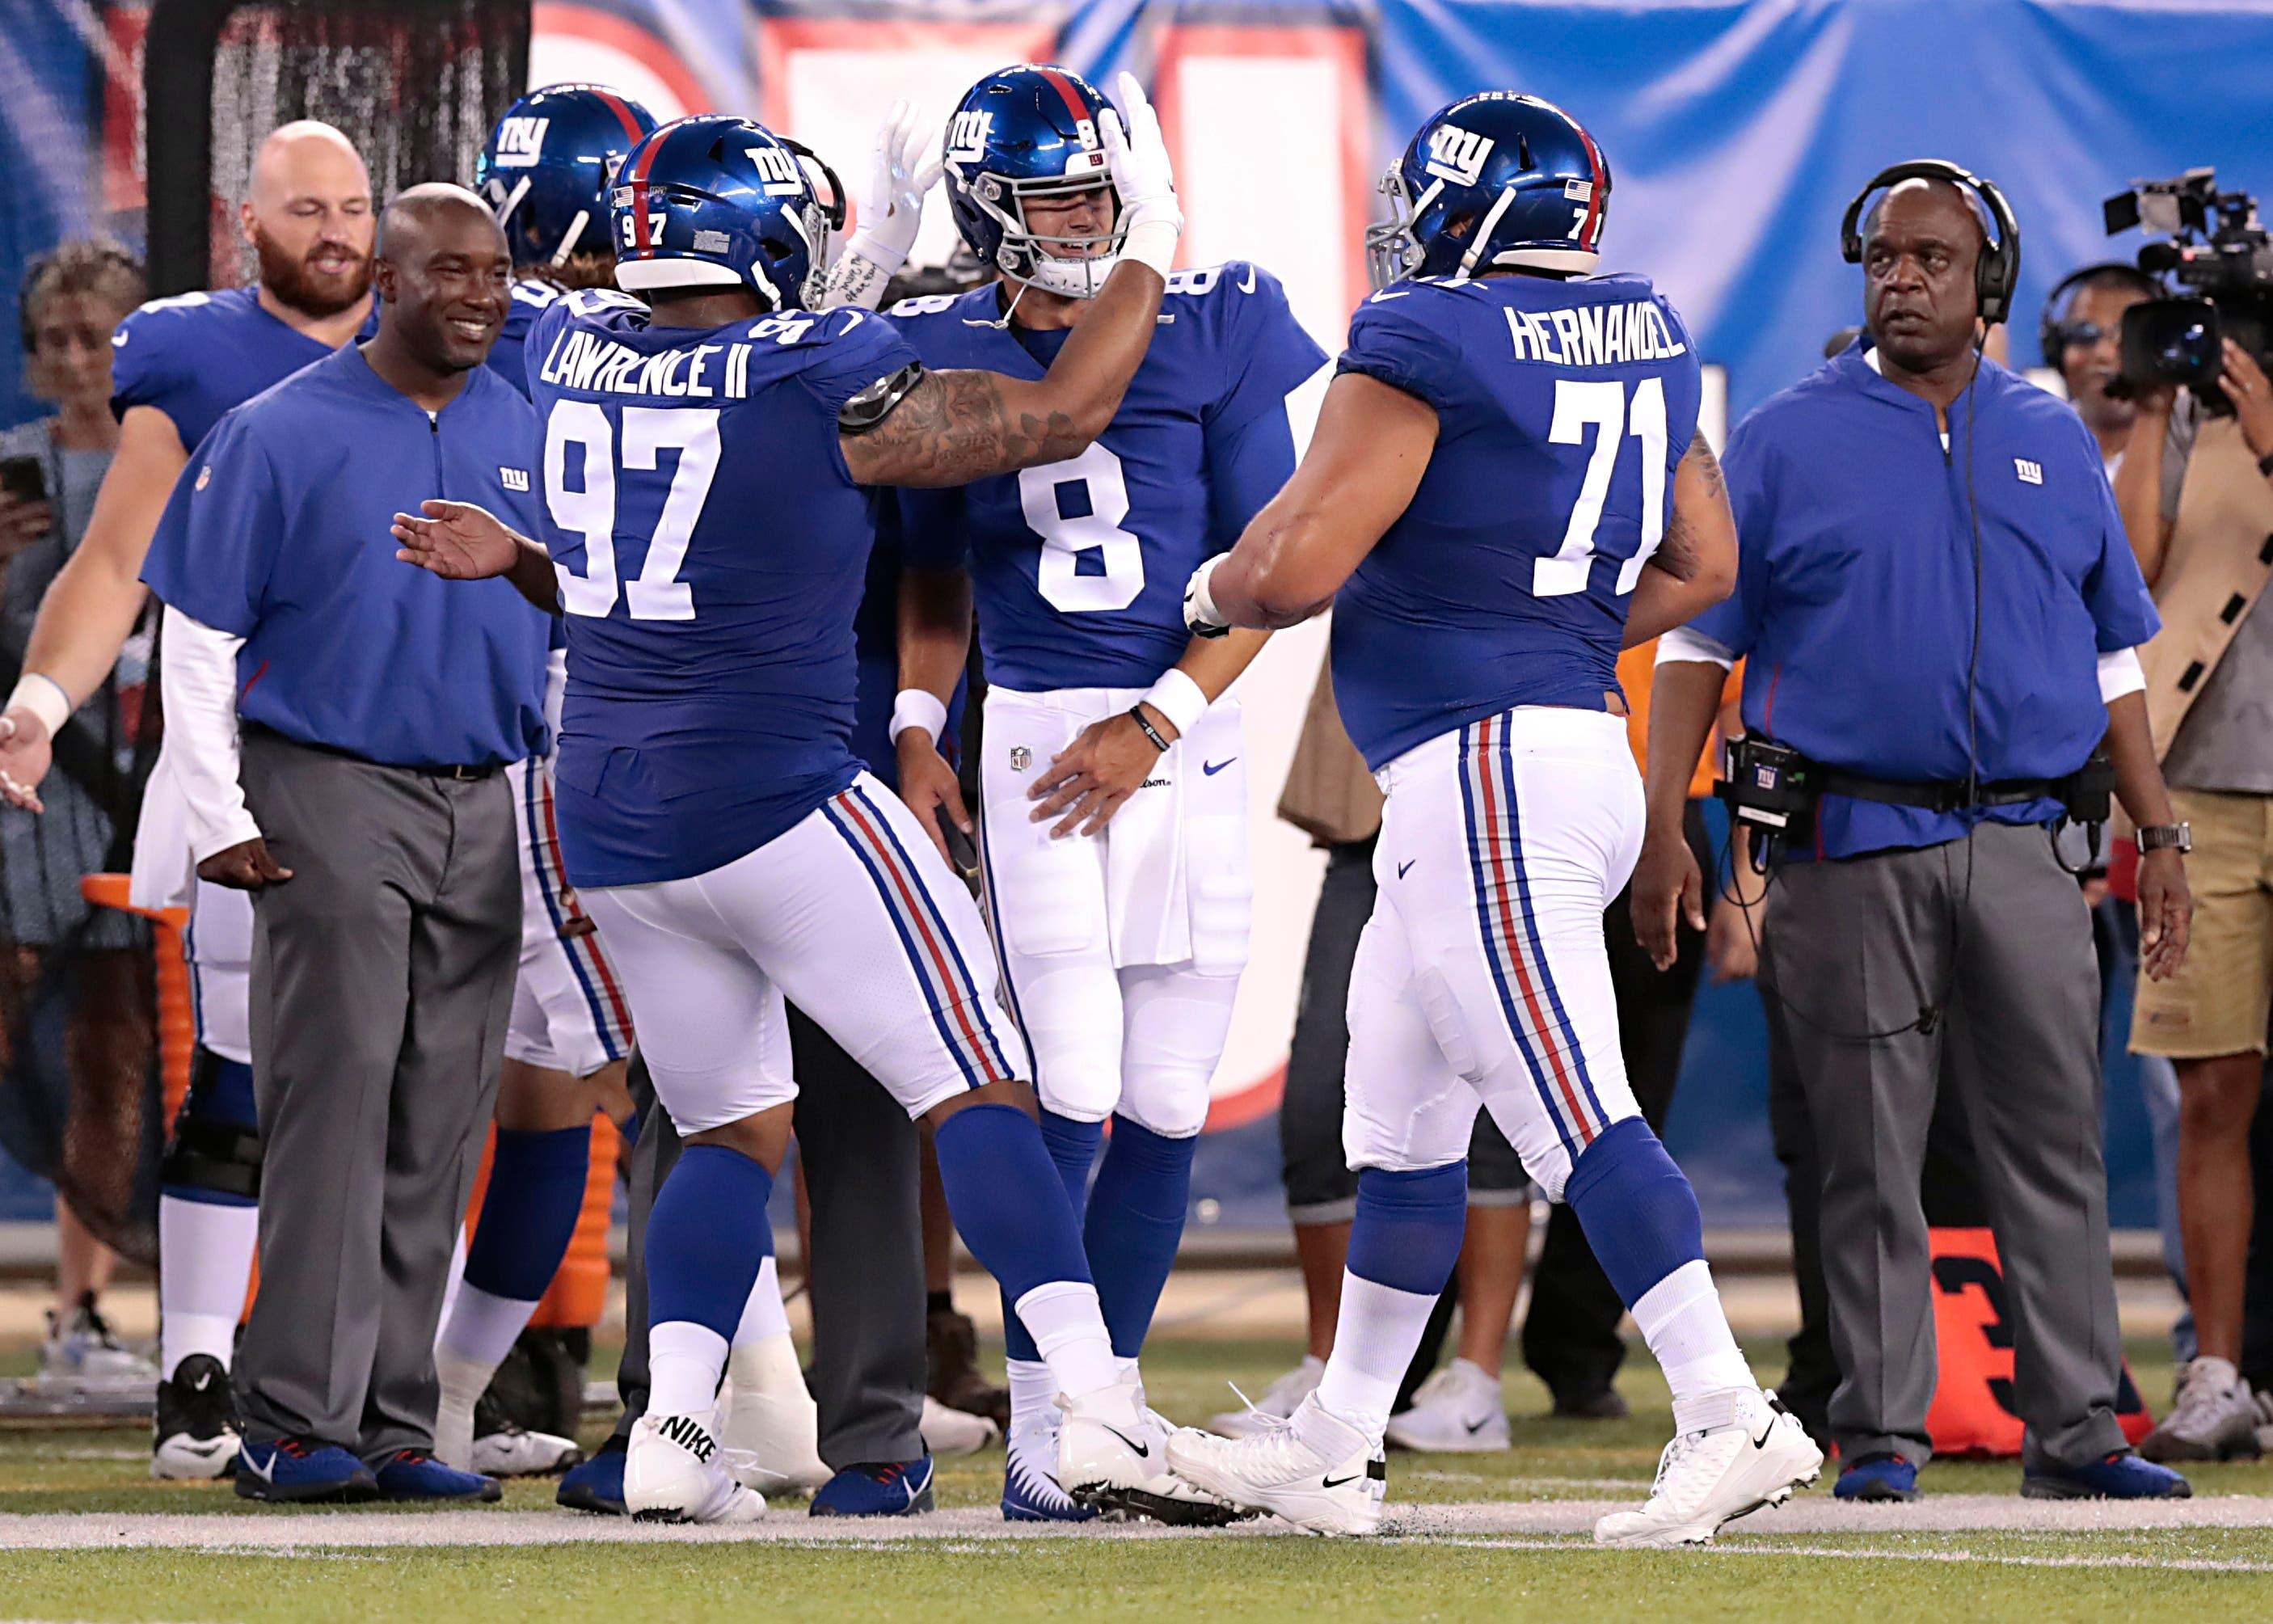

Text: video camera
xmin=2104 ymin=169 xmax=2273 ymax=414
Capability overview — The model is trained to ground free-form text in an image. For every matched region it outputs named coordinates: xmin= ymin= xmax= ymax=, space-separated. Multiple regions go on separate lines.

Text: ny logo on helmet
xmin=491 ymin=116 xmax=550 ymax=169
xmin=947 ymin=111 xmax=993 ymax=167
xmin=749 ymin=144 xmax=805 ymax=197
xmin=1424 ymin=124 xmax=1495 ymax=188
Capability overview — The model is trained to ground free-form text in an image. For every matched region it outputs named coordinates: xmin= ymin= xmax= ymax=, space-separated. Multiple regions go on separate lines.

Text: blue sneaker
xmin=373 ymin=1449 xmax=503 ymax=1501
xmin=234 ymin=1435 xmax=379 ymax=1503
xmin=1002 ymin=1419 xmax=1094 ymax=1523
xmin=810 ymin=1457 xmax=935 ymax=1517
xmin=557 ymin=1435 xmax=627 ymax=1515
xmin=2022 ymin=1449 xmax=2192 ymax=1500
xmin=1834 ymin=1453 xmax=1919 ymax=1503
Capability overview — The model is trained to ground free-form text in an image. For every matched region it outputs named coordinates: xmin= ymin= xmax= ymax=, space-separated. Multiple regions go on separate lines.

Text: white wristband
xmin=1120 ymin=217 xmax=1181 ymax=281
xmin=889 ymin=688 xmax=949 ymax=747
xmin=5 ymin=673 xmax=72 ymax=740
xmin=1140 ymin=668 xmax=1208 ymax=740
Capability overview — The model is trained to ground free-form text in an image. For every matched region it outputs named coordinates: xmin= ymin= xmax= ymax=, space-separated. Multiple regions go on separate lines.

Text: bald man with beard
xmin=0 ymin=120 xmax=375 ymax=1483
xmin=138 ymin=184 xmax=547 ymax=1503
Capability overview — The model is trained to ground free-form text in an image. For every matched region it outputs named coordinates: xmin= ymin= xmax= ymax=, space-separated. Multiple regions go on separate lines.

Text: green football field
xmin=1 ymin=1335 xmax=2268 ymax=1622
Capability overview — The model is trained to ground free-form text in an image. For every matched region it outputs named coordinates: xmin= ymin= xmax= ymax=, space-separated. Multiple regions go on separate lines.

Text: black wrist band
xmin=1128 ymin=706 xmax=1171 ymax=752
xmin=2257 ymin=449 xmax=2273 ymax=480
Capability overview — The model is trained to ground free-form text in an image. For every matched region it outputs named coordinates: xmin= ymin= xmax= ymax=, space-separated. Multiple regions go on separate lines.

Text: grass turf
xmin=0 ymin=1335 xmax=2267 ymax=1620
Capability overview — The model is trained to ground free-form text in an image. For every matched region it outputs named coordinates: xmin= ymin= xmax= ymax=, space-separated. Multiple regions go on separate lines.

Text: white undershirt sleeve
xmin=2098 ymin=646 xmax=2146 ymax=705
xmin=1655 ymin=625 xmax=1737 ymax=672
xmin=159 ymin=605 xmax=261 ymax=863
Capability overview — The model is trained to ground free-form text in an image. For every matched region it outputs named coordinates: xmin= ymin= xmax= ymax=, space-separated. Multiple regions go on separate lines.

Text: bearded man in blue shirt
xmin=1643 ymin=168 xmax=2194 ymax=1505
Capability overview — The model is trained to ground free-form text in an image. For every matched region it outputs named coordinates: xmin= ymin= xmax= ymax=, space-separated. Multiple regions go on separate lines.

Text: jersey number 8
xmin=545 ymin=399 xmax=720 ymax=621
xmin=1021 ymin=443 xmax=1144 ymax=614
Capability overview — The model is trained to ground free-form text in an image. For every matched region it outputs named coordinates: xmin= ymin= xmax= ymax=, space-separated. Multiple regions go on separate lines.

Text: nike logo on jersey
xmin=1240 ymin=263 xmax=1257 ymax=294
xmin=1398 ymin=859 xmax=1417 ymax=879
xmin=1203 ymin=757 xmax=1237 ymax=776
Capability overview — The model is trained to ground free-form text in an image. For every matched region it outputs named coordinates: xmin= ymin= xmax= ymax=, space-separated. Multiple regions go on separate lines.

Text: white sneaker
xmin=720 ymin=1342 xmax=832 ymax=1496
xmin=922 ymin=1394 xmax=999 ymax=1458
xmin=2141 ymin=1357 xmax=2263 ymax=1462
xmin=1385 ymin=1360 xmax=1510 ymax=1453
xmin=1209 ymin=1356 xmax=1323 ymax=1438
xmin=1593 ymin=1389 xmax=1823 ymax=1549
xmin=1168 ymin=1395 xmax=1386 ymax=1536
xmin=623 ymin=1412 xmax=766 ymax=1523
xmin=1058 ymin=1375 xmax=1242 ymax=1525
xmin=471 ymin=1423 xmax=584 ymax=1478
xmin=40 ymin=1297 xmax=158 ymax=1390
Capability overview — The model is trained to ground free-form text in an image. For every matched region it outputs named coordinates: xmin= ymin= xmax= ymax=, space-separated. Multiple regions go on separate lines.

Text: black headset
xmin=1840 ymin=158 xmax=2021 ymax=327
xmin=2037 ymin=259 xmax=2163 ymax=370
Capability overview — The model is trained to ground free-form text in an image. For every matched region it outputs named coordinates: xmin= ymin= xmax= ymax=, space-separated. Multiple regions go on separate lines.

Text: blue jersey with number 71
xmin=523 ymin=288 xmax=921 ymax=888
xmin=888 ymin=263 xmax=1326 ymax=691
xmin=1328 ymin=272 xmax=1702 ymax=770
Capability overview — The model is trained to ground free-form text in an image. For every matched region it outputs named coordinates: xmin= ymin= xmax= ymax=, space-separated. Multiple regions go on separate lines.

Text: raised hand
xmin=392 ymin=500 xmax=521 ymax=580
xmin=1099 ymin=72 xmax=1181 ymax=248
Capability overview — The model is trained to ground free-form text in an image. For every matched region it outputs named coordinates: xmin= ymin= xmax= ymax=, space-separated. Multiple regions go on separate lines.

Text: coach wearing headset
xmin=1640 ymin=165 xmax=2193 ymax=1503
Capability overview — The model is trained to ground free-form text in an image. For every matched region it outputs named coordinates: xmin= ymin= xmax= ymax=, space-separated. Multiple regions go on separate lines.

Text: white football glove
xmin=1183 ymin=555 xmax=1231 ymax=639
xmin=1099 ymin=72 xmax=1181 ymax=278
xmin=821 ymin=100 xmax=943 ymax=311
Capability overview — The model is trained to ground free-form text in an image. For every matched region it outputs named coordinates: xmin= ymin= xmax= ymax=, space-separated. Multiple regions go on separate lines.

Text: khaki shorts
xmin=2132 ymin=787 xmax=2273 ymax=1059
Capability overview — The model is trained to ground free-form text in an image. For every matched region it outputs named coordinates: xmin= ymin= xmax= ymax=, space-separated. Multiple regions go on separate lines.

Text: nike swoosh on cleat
xmin=1319 ymin=1473 xmax=1360 ymax=1489
xmin=1100 ymin=1425 xmax=1152 ymax=1461
xmin=1465 ymin=1417 xmax=1492 ymax=1434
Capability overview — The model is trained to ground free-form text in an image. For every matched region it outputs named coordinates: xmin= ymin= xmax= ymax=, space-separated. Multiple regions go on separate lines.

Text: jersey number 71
xmin=1534 ymin=376 xmax=1668 ymax=599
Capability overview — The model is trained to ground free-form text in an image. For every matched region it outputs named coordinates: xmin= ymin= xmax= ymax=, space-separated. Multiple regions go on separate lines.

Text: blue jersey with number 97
xmin=524 ymin=289 xmax=920 ymax=888
xmin=1329 ymin=272 xmax=1701 ymax=770
xmin=888 ymin=263 xmax=1326 ymax=690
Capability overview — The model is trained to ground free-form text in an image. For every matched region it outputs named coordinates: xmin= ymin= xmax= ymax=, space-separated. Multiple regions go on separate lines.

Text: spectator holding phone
xmin=0 ymin=240 xmax=153 ymax=1385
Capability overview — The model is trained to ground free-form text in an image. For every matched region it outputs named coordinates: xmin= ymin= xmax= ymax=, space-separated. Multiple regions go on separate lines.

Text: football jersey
xmin=1330 ymin=272 xmax=1702 ymax=770
xmin=524 ymin=289 xmax=920 ymax=888
xmin=110 ymin=286 xmax=371 ymax=452
xmin=487 ymin=278 xmax=564 ymax=397
xmin=890 ymin=263 xmax=1325 ymax=691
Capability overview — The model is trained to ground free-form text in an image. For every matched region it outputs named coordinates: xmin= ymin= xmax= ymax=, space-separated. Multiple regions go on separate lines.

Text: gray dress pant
xmin=1764 ymin=820 xmax=2128 ymax=1471
xmin=613 ymin=1007 xmax=927 ymax=1467
xmin=234 ymin=729 xmax=520 ymax=1459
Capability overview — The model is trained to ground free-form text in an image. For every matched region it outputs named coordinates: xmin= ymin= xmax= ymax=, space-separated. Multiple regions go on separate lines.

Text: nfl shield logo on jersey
xmin=1009 ymin=745 xmax=1032 ymax=773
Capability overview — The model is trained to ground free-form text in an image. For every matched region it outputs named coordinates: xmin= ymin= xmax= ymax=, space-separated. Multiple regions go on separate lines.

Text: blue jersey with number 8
xmin=1329 ymin=272 xmax=1701 ymax=770
xmin=889 ymin=264 xmax=1325 ymax=691
xmin=525 ymin=289 xmax=920 ymax=887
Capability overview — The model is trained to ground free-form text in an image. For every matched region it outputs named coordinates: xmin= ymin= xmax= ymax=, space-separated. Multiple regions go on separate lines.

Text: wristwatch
xmin=2136 ymin=822 xmax=2192 ymax=854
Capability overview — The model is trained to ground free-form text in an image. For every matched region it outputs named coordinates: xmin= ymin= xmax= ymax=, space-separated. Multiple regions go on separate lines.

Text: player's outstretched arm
xmin=392 ymin=500 xmax=562 ymax=614
xmin=0 ymin=406 xmax=187 ymax=809
xmin=841 ymin=73 xmax=1180 ymax=489
xmin=1621 ymin=437 xmax=1738 ymax=647
xmin=893 ymin=564 xmax=976 ymax=863
xmin=1186 ymin=372 xmax=1436 ymax=635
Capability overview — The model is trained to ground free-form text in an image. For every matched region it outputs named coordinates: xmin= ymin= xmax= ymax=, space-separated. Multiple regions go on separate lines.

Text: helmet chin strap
xmin=1456 ymin=185 xmax=1521 ymax=280
xmin=550 ymin=210 xmax=589 ymax=270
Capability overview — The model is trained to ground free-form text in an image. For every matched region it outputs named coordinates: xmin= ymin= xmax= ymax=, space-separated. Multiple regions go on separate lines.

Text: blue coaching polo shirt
xmin=140 ymin=344 xmax=549 ymax=770
xmin=1689 ymin=340 xmax=2159 ymax=859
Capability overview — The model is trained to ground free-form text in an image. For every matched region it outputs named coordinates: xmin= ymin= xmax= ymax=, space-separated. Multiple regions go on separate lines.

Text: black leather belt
xmin=1814 ymin=768 xmax=2068 ymax=815
xmin=246 ymin=723 xmax=503 ymax=780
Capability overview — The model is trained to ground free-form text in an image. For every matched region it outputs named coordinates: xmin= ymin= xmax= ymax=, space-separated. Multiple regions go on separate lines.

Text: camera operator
xmin=1643 ymin=167 xmax=2193 ymax=1503
xmin=2115 ymin=307 xmax=2273 ymax=1463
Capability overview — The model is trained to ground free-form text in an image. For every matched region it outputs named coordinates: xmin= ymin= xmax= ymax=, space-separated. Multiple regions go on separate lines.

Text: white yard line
xmin=3 ymin=1495 xmax=2273 ymax=1553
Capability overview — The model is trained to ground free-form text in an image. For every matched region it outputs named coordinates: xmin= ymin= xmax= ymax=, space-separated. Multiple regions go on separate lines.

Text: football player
xmin=1166 ymin=93 xmax=1824 ymax=1544
xmin=392 ymin=89 xmax=1216 ymax=1524
xmin=0 ymin=121 xmax=374 ymax=1480
xmin=888 ymin=63 xmax=1325 ymax=1521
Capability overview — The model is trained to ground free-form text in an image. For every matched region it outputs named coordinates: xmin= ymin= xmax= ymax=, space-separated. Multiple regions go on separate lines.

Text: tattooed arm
xmin=1622 ymin=437 xmax=1738 ymax=647
xmin=838 ymin=259 xmax=1166 ymax=488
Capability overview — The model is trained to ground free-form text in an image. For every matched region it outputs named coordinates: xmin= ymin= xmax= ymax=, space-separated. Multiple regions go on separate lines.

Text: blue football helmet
xmin=944 ymin=64 xmax=1121 ymax=299
xmin=610 ymin=116 xmax=837 ymax=309
xmin=1365 ymin=93 xmax=1612 ymax=289
xmin=476 ymin=83 xmax=658 ymax=271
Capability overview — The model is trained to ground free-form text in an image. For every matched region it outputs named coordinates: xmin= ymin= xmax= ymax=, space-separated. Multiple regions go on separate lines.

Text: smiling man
xmin=137 ymin=183 xmax=550 ymax=1506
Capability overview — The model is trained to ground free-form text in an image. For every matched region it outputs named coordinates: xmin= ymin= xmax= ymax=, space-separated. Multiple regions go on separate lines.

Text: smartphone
xmin=0 ymin=456 xmax=44 ymax=506
xmin=940 ymin=817 xmax=979 ymax=885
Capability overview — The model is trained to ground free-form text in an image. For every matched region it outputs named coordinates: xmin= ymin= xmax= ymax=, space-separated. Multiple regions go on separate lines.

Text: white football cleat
xmin=1209 ymin=1356 xmax=1322 ymax=1439
xmin=623 ymin=1412 xmax=766 ymax=1524
xmin=472 ymin=1421 xmax=585 ymax=1478
xmin=720 ymin=1345 xmax=832 ymax=1497
xmin=1385 ymin=1360 xmax=1510 ymax=1453
xmin=1057 ymin=1375 xmax=1243 ymax=1525
xmin=1168 ymin=1395 xmax=1385 ymax=1536
xmin=922 ymin=1394 xmax=1000 ymax=1458
xmin=1593 ymin=1389 xmax=1822 ymax=1549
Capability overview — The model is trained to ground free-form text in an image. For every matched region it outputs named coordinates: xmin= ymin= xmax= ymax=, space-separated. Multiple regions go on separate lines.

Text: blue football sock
xmin=465 ymin=1124 xmax=589 ymax=1301
xmin=1345 ymin=1162 xmax=1468 ymax=1296
xmin=645 ymin=1144 xmax=774 ymax=1342
xmin=1001 ymin=1110 xmax=1102 ymax=1364
xmin=162 ymin=1053 xmax=259 ymax=1208
xmin=938 ymin=1104 xmax=1091 ymax=1362
xmin=1562 ymin=1116 xmax=1705 ymax=1306
xmin=1083 ymin=1116 xmax=1196 ymax=1358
